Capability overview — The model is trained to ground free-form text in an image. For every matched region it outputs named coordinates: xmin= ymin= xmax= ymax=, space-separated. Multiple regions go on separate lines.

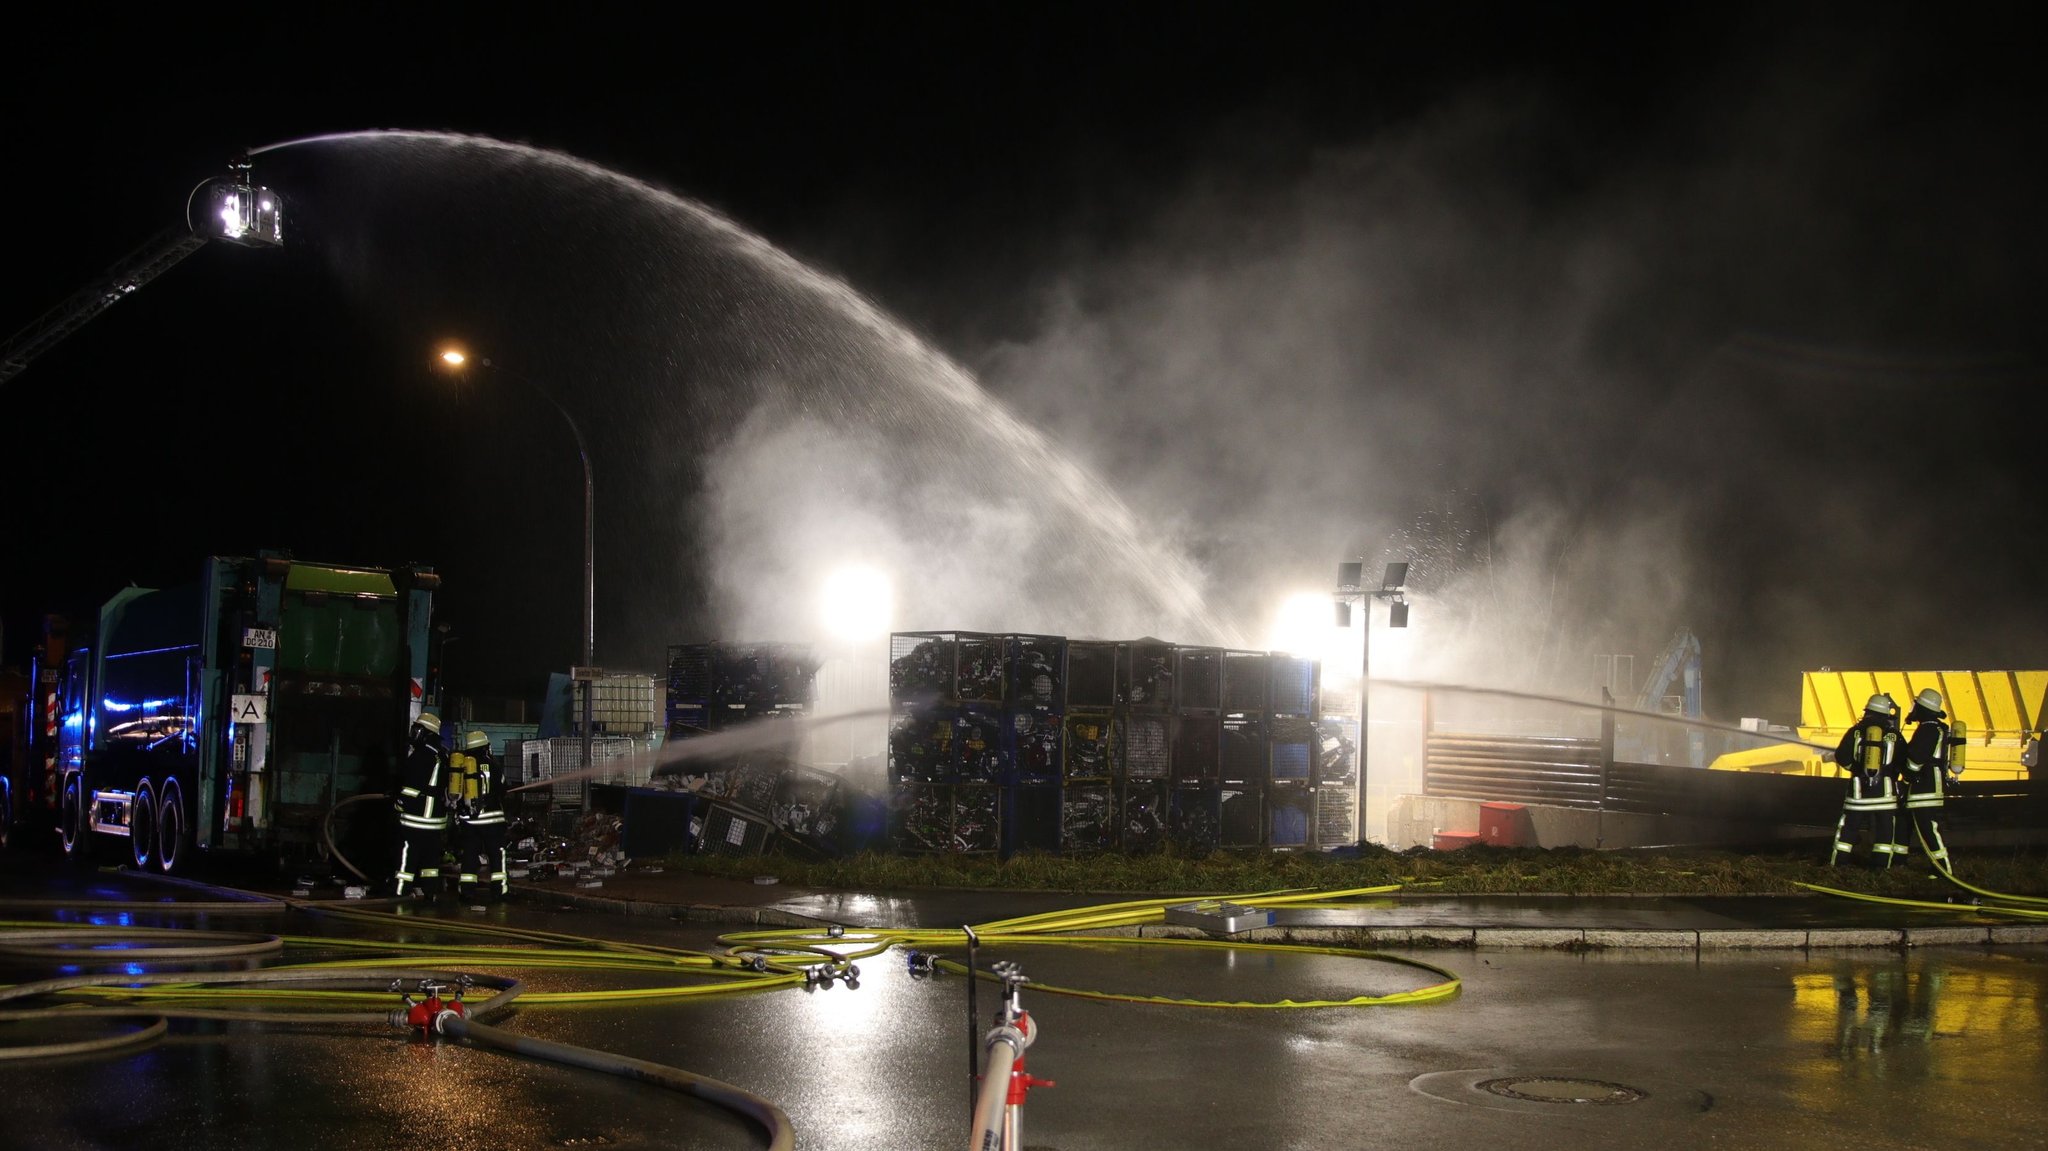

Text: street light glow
xmin=820 ymin=564 xmax=894 ymax=643
xmin=440 ymin=348 xmax=467 ymax=367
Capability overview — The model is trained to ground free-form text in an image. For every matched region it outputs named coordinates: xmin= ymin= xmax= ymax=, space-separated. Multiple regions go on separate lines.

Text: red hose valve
xmin=1006 ymin=1054 xmax=1055 ymax=1105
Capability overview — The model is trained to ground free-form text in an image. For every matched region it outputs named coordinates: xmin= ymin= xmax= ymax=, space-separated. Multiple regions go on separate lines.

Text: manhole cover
xmin=1477 ymin=1076 xmax=1645 ymax=1105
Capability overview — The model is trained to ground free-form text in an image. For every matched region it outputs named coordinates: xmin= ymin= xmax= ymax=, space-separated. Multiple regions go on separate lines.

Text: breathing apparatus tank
xmin=1951 ymin=720 xmax=1967 ymax=774
xmin=1863 ymin=725 xmax=1885 ymax=773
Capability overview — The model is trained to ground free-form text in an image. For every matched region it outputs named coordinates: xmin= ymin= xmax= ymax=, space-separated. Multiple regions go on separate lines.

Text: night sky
xmin=4 ymin=4 xmax=2044 ymax=722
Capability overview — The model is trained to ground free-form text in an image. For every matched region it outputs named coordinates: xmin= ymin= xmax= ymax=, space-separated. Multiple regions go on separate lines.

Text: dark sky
xmin=4 ymin=3 xmax=2044 ymax=721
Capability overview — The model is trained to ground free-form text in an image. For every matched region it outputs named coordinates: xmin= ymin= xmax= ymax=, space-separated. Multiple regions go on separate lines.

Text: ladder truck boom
xmin=0 ymin=154 xmax=284 ymax=387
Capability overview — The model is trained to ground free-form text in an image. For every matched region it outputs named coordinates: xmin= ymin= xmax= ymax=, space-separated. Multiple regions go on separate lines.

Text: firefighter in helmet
xmin=393 ymin=712 xmax=450 ymax=899
xmin=1830 ymin=694 xmax=1903 ymax=867
xmin=1897 ymin=687 xmax=1960 ymax=875
xmin=453 ymin=731 xmax=510 ymax=906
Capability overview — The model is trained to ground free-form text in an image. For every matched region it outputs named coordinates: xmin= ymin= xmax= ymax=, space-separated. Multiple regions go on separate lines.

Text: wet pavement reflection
xmin=4 ymin=858 xmax=2045 ymax=1150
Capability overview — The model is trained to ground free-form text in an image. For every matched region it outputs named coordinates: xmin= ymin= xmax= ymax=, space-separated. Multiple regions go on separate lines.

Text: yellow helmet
xmin=464 ymin=730 xmax=490 ymax=751
xmin=416 ymin=712 xmax=442 ymax=735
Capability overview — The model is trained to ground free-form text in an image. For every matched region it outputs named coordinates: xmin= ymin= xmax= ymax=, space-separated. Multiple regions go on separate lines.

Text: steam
xmin=945 ymin=70 xmax=2045 ymax=721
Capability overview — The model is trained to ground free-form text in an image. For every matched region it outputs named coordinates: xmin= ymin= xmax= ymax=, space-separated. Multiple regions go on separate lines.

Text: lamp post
xmin=437 ymin=347 xmax=596 ymax=765
xmin=1334 ymin=559 xmax=1409 ymax=844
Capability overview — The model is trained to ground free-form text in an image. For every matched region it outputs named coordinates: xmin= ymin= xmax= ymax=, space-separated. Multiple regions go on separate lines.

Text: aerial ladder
xmin=0 ymin=154 xmax=284 ymax=386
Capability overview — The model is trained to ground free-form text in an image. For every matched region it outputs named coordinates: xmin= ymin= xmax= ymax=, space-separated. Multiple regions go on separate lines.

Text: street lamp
xmin=1334 ymin=559 xmax=1410 ymax=844
xmin=435 ymin=346 xmax=597 ymax=761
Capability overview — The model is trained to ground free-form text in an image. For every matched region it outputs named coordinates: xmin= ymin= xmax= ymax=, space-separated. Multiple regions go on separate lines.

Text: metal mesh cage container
xmin=894 ymin=783 xmax=953 ymax=852
xmin=889 ymin=631 xmax=1003 ymax=706
xmin=1313 ymin=720 xmax=1357 ymax=788
xmin=1121 ymin=780 xmax=1169 ymax=852
xmin=1172 ymin=714 xmax=1221 ymax=782
xmin=1221 ymin=716 xmax=1267 ymax=783
xmin=667 ymin=644 xmax=714 ymax=704
xmin=1314 ymin=787 xmax=1357 ymax=849
xmin=1269 ymin=656 xmax=1318 ymax=717
xmin=890 ymin=633 xmax=955 ymax=705
xmin=714 ymin=644 xmax=818 ymax=713
xmin=1268 ymin=784 xmax=1312 ymax=848
xmin=770 ymin=765 xmax=843 ymax=855
xmin=1222 ymin=651 xmax=1271 ymax=714
xmin=952 ymin=784 xmax=1001 ymax=853
xmin=951 ymin=708 xmax=1011 ymax=783
xmin=891 ymin=782 xmax=1001 ymax=853
xmin=696 ymin=801 xmax=773 ymax=856
xmin=1122 ymin=641 xmax=1175 ymax=712
xmin=667 ymin=642 xmax=816 ymax=733
xmin=1007 ymin=783 xmax=1061 ymax=856
xmin=1171 ymin=786 xmax=1221 ymax=852
xmin=1062 ymin=713 xmax=1114 ymax=780
xmin=667 ymin=703 xmax=710 ymax=741
xmin=1006 ymin=634 xmax=1065 ymax=709
xmin=1120 ymin=714 xmax=1171 ymax=780
xmin=889 ymin=709 xmax=957 ymax=784
xmin=1175 ymin=647 xmax=1223 ymax=712
xmin=1010 ymin=709 xmax=1062 ymax=783
xmin=1220 ymin=786 xmax=1262 ymax=847
xmin=1270 ymin=716 xmax=1316 ymax=781
xmin=955 ymin=634 xmax=1006 ymax=704
xmin=1065 ymin=641 xmax=1118 ymax=709
xmin=519 ymin=736 xmax=655 ymax=805
xmin=1060 ymin=785 xmax=1115 ymax=852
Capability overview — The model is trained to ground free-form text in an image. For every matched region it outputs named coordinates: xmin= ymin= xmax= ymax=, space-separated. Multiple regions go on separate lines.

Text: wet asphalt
xmin=3 ymin=855 xmax=2045 ymax=1150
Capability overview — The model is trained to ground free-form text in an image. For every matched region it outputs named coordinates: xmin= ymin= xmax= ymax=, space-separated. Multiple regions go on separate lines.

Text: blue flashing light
xmin=105 ymin=643 xmax=200 ymax=661
xmin=101 ymin=696 xmax=183 ymax=713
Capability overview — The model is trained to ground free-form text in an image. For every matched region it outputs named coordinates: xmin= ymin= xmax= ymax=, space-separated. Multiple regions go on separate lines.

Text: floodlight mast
xmin=1333 ymin=559 xmax=1411 ymax=845
xmin=0 ymin=153 xmax=284 ymax=387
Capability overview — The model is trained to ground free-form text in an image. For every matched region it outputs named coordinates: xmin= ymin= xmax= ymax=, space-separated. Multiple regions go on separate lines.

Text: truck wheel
xmin=158 ymin=779 xmax=190 ymax=875
xmin=60 ymin=772 xmax=92 ymax=864
xmin=130 ymin=779 xmax=158 ymax=870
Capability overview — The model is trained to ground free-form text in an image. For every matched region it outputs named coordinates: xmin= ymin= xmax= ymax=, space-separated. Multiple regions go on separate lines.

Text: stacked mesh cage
xmin=515 ymin=735 xmax=659 ymax=809
xmin=888 ymin=631 xmax=1331 ymax=856
xmin=661 ymin=643 xmax=820 ymax=851
xmin=887 ymin=632 xmax=1034 ymax=854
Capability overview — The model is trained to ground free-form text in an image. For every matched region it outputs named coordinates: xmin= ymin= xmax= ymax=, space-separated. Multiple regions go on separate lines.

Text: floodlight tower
xmin=1333 ymin=560 xmax=1410 ymax=843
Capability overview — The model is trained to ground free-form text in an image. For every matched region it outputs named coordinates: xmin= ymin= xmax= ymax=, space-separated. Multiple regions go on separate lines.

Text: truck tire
xmin=60 ymin=771 xmax=92 ymax=865
xmin=130 ymin=779 xmax=158 ymax=870
xmin=158 ymin=778 xmax=190 ymax=876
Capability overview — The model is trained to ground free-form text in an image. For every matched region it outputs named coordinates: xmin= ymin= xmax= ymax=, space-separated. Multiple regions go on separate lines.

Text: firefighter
xmin=1830 ymin=693 xmax=1903 ymax=867
xmin=453 ymin=731 xmax=509 ymax=906
xmin=1897 ymin=687 xmax=1959 ymax=875
xmin=392 ymin=712 xmax=450 ymax=899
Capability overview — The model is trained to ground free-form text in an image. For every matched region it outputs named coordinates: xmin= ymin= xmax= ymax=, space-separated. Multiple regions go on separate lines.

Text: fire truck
xmin=14 ymin=553 xmax=437 ymax=874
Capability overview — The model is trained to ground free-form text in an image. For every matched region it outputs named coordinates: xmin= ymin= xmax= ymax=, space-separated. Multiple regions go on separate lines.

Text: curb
xmin=512 ymin=885 xmax=2048 ymax=951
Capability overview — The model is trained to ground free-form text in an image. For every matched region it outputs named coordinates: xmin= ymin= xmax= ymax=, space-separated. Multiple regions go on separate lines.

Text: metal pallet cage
xmin=1121 ymin=780 xmax=1170 ymax=852
xmin=891 ymin=782 xmax=1001 ymax=854
xmin=696 ymin=801 xmax=774 ymax=856
xmin=1006 ymin=782 xmax=1062 ymax=855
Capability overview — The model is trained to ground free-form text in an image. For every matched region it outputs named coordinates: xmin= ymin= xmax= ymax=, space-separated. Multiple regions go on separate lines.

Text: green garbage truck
xmin=48 ymin=552 xmax=437 ymax=874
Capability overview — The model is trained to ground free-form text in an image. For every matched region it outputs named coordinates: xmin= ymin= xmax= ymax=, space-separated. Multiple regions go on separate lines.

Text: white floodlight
xmin=820 ymin=564 xmax=894 ymax=643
